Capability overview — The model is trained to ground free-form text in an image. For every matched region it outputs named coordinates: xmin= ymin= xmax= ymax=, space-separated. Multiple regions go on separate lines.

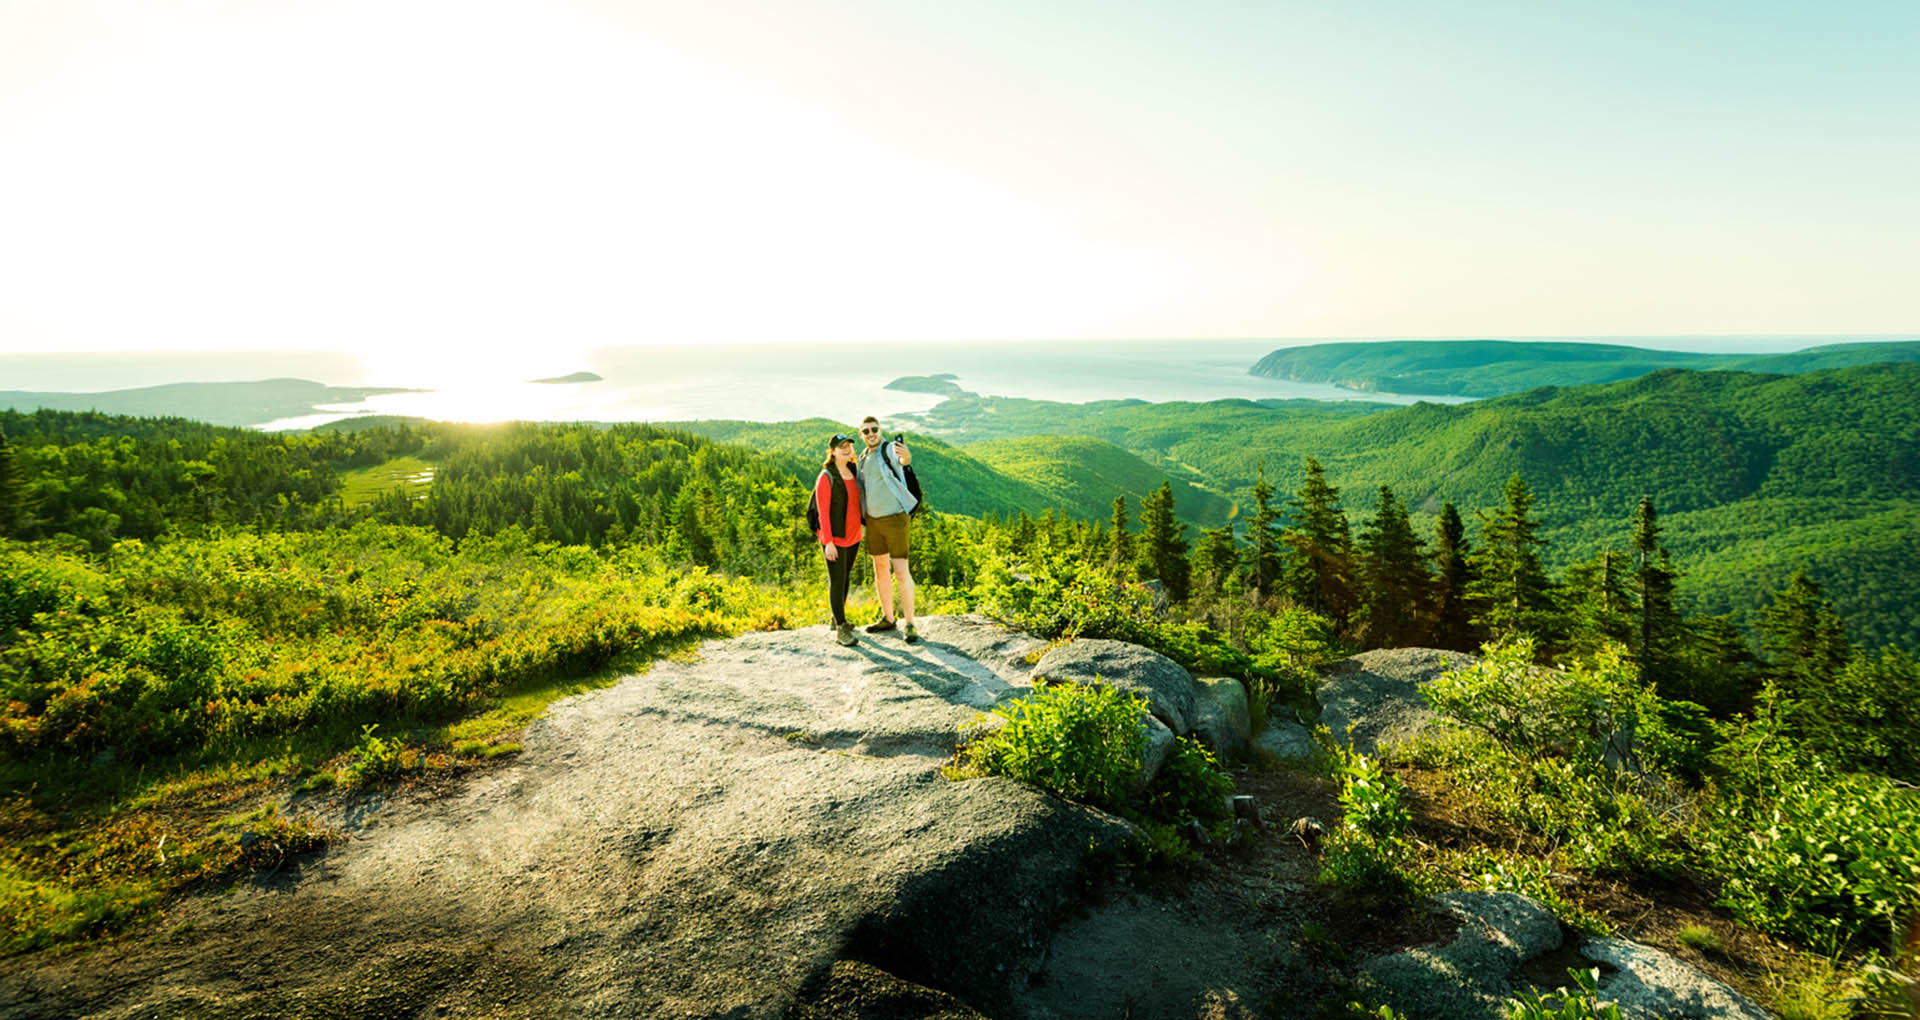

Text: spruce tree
xmin=1356 ymin=486 xmax=1429 ymax=648
xmin=0 ymin=423 xmax=25 ymax=539
xmin=1676 ymin=614 xmax=1760 ymax=715
xmin=1758 ymin=569 xmax=1851 ymax=693
xmin=1430 ymin=501 xmax=1477 ymax=651
xmin=1465 ymin=473 xmax=1554 ymax=643
xmin=1561 ymin=548 xmax=1633 ymax=659
xmin=1282 ymin=457 xmax=1355 ymax=628
xmin=1245 ymin=462 xmax=1285 ymax=601
xmin=1108 ymin=495 xmax=1133 ymax=574
xmin=1136 ymin=481 xmax=1190 ymax=602
xmin=1192 ymin=524 xmax=1239 ymax=602
xmin=1631 ymin=495 xmax=1683 ymax=687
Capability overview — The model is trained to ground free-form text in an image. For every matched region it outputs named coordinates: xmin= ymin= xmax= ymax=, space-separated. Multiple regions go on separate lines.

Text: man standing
xmin=856 ymin=415 xmax=920 ymax=643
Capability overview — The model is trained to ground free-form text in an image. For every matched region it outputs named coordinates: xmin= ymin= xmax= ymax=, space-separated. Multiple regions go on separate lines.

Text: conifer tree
xmin=1245 ymin=462 xmax=1285 ymax=601
xmin=668 ymin=485 xmax=715 ymax=566
xmin=1561 ymin=548 xmax=1633 ymax=659
xmin=1356 ymin=486 xmax=1429 ymax=648
xmin=0 ymin=423 xmax=26 ymax=539
xmin=1676 ymin=614 xmax=1759 ymax=715
xmin=1282 ymin=457 xmax=1355 ymax=628
xmin=1465 ymin=473 xmax=1554 ymax=642
xmin=1630 ymin=495 xmax=1683 ymax=686
xmin=1758 ymin=569 xmax=1851 ymax=692
xmin=1192 ymin=524 xmax=1239 ymax=602
xmin=1136 ymin=481 xmax=1190 ymax=602
xmin=1108 ymin=495 xmax=1133 ymax=574
xmin=1430 ymin=502 xmax=1477 ymax=651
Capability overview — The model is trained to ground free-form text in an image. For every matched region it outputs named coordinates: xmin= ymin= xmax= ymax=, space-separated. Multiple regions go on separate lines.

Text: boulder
xmin=1362 ymin=892 xmax=1780 ymax=1020
xmin=1030 ymin=638 xmax=1198 ymax=734
xmin=1190 ymin=676 xmax=1252 ymax=762
xmin=1255 ymin=718 xmax=1320 ymax=762
xmin=1574 ymin=938 xmax=1774 ymax=1020
xmin=1134 ymin=715 xmax=1177 ymax=793
xmin=1317 ymin=648 xmax=1473 ymax=755
xmin=1361 ymin=891 xmax=1563 ymax=1019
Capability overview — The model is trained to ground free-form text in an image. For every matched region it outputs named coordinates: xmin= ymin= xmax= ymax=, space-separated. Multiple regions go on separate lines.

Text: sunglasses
xmin=859 ymin=426 xmax=880 ymax=434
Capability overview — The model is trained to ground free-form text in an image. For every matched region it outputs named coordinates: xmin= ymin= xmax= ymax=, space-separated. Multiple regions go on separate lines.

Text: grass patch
xmin=338 ymin=455 xmax=436 ymax=508
xmin=1677 ymin=923 xmax=1722 ymax=954
xmin=2 ymin=530 xmax=807 ymax=955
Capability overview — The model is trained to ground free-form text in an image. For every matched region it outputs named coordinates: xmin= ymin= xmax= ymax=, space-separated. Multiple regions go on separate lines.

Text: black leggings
xmin=825 ymin=547 xmax=857 ymax=625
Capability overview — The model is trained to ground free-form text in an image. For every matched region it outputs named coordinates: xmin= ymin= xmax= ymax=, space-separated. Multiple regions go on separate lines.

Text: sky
xmin=2 ymin=0 xmax=1915 ymax=381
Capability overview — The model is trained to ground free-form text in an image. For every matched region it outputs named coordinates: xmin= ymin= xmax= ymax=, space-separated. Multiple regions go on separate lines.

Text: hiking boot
xmin=834 ymin=624 xmax=857 ymax=647
xmin=865 ymin=617 xmax=897 ymax=634
xmin=903 ymin=621 xmax=920 ymax=644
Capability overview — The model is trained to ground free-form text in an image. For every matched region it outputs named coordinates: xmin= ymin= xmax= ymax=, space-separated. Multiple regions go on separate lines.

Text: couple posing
xmin=811 ymin=415 xmax=921 ymax=647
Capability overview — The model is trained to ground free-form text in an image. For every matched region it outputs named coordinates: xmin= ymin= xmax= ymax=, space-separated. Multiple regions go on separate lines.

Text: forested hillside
xmin=1247 ymin=338 xmax=1920 ymax=397
xmin=670 ymin=418 xmax=1065 ymax=519
xmin=901 ymin=363 xmax=1920 ymax=649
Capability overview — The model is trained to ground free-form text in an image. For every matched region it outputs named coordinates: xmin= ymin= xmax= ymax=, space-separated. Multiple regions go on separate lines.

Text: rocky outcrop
xmin=1576 ymin=938 xmax=1773 ymax=1020
xmin=0 ymin=615 xmax=1128 ymax=1020
xmin=1030 ymin=638 xmax=1198 ymax=734
xmin=1316 ymin=648 xmax=1473 ymax=754
xmin=1363 ymin=891 xmax=1565 ymax=1018
xmin=1361 ymin=893 xmax=1777 ymax=1020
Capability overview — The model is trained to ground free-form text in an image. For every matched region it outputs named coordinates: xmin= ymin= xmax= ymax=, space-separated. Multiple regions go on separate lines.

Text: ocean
xmin=1 ymin=336 xmax=1894 ymax=430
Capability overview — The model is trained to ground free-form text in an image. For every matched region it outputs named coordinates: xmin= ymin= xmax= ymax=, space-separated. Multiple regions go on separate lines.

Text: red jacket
xmin=813 ymin=470 xmax=863 ymax=547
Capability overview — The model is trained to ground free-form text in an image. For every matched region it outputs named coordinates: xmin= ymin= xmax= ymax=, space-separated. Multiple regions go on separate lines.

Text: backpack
xmin=881 ymin=442 xmax=926 ymax=516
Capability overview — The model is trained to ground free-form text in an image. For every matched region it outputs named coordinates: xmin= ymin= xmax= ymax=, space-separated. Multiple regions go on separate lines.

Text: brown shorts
xmin=864 ymin=512 xmax=910 ymax=559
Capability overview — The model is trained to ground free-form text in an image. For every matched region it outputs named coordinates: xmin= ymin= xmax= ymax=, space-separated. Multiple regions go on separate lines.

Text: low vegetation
xmin=3 ymin=397 xmax=1916 ymax=1017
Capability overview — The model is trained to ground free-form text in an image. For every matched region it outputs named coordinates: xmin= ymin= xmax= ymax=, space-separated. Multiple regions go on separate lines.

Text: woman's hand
xmin=824 ymin=544 xmax=839 ymax=562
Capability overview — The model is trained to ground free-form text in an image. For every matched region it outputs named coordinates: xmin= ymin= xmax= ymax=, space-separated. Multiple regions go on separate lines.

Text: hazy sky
xmin=2 ymin=0 xmax=1915 ymax=377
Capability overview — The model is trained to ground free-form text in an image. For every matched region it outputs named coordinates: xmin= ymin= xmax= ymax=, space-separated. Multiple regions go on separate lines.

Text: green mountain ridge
xmin=0 ymin=378 xmax=417 ymax=428
xmin=966 ymin=435 xmax=1235 ymax=525
xmin=1248 ymin=338 xmax=1920 ymax=397
xmin=897 ymin=363 xmax=1920 ymax=650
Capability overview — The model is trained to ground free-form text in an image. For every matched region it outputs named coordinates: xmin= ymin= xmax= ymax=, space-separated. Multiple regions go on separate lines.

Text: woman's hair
xmin=822 ymin=434 xmax=854 ymax=471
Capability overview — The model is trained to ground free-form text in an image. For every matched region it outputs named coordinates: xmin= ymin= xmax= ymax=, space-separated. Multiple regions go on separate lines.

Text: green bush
xmin=1696 ymin=753 xmax=1920 ymax=950
xmin=952 ymin=680 xmax=1147 ymax=813
xmin=1505 ymin=968 xmax=1623 ymax=1020
xmin=1141 ymin=736 xmax=1234 ymax=830
xmin=341 ymin=724 xmax=408 ymax=787
xmin=1424 ymin=641 xmax=1690 ymax=875
xmin=975 ymin=555 xmax=1291 ymax=700
xmin=1321 ymin=744 xmax=1421 ymax=898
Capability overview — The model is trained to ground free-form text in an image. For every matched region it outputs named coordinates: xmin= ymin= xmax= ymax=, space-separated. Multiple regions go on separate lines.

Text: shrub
xmin=1696 ymin=754 xmax=1920 ymax=950
xmin=341 ymin=724 xmax=408 ymax=787
xmin=1141 ymin=736 xmax=1234 ymax=831
xmin=1424 ymin=641 xmax=1690 ymax=875
xmin=951 ymin=680 xmax=1147 ymax=813
xmin=1505 ymin=968 xmax=1623 ymax=1020
xmin=1321 ymin=744 xmax=1421 ymax=898
xmin=1441 ymin=847 xmax=1610 ymax=935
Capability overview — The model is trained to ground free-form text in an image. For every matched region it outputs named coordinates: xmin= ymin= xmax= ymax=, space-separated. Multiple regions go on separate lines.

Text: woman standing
xmin=813 ymin=433 xmax=864 ymax=646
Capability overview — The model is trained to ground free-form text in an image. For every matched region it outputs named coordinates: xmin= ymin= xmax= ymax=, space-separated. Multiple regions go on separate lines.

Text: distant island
xmin=0 ymin=378 xmax=419 ymax=429
xmin=1248 ymin=338 xmax=1920 ymax=398
xmin=885 ymin=373 xmax=971 ymax=398
xmin=529 ymin=371 xmax=603 ymax=385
